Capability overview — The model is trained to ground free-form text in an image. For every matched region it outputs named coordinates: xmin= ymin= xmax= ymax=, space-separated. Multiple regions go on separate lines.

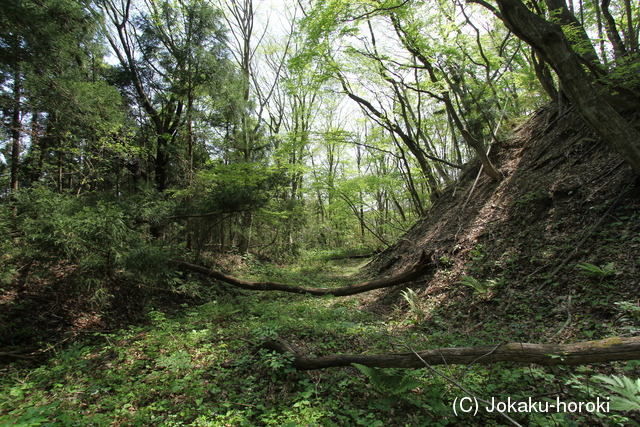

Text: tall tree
xmin=96 ymin=0 xmax=232 ymax=191
xmin=0 ymin=0 xmax=123 ymax=194
xmin=297 ymin=0 xmax=525 ymax=188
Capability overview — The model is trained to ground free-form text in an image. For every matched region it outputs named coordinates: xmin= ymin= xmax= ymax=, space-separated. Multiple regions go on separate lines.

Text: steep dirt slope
xmin=366 ymin=104 xmax=640 ymax=343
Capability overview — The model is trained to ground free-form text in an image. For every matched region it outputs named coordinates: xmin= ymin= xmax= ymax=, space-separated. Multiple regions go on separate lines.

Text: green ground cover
xmin=1 ymin=253 xmax=638 ymax=426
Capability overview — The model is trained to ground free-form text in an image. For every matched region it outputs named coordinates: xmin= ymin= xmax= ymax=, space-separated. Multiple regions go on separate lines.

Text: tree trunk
xmin=531 ymin=48 xmax=558 ymax=102
xmin=622 ymin=0 xmax=635 ymax=52
xmin=593 ymin=0 xmax=608 ymax=66
xmin=237 ymin=212 xmax=253 ymax=254
xmin=57 ymin=150 xmax=64 ymax=193
xmin=601 ymin=0 xmax=627 ymax=59
xmin=10 ymin=65 xmax=21 ymax=193
xmin=262 ymin=336 xmax=640 ymax=370
xmin=444 ymin=97 xmax=502 ymax=182
xmin=495 ymin=0 xmax=640 ymax=174
xmin=155 ymin=136 xmax=170 ymax=193
xmin=172 ymin=250 xmax=433 ymax=296
xmin=390 ymin=16 xmax=501 ymax=182
xmin=544 ymin=0 xmax=602 ymax=70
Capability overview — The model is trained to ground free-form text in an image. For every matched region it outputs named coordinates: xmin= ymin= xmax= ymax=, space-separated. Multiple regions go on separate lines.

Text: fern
xmin=401 ymin=288 xmax=426 ymax=321
xmin=352 ymin=363 xmax=423 ymax=395
xmin=578 ymin=262 xmax=620 ymax=278
xmin=594 ymin=374 xmax=640 ymax=411
xmin=460 ymin=276 xmax=488 ymax=293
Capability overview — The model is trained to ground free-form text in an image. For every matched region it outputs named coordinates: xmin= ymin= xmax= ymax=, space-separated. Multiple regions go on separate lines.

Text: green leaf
xmin=352 ymin=363 xmax=423 ymax=394
xmin=594 ymin=374 xmax=640 ymax=411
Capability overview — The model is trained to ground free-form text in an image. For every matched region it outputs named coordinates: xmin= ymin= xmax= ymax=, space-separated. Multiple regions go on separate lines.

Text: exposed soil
xmin=364 ymin=104 xmax=640 ymax=344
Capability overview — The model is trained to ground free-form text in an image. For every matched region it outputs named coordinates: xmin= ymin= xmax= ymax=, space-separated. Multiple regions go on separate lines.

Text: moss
xmin=596 ymin=336 xmax=623 ymax=347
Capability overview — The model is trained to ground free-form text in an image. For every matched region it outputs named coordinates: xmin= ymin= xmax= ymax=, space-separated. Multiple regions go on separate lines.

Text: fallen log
xmin=328 ymin=253 xmax=376 ymax=260
xmin=171 ymin=250 xmax=433 ymax=296
xmin=261 ymin=336 xmax=640 ymax=370
xmin=0 ymin=351 xmax=36 ymax=361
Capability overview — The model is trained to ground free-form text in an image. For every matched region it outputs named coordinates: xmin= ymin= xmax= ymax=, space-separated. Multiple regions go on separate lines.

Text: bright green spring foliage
xmin=352 ymin=363 xmax=424 ymax=395
xmin=2 ymin=268 xmax=639 ymax=426
xmin=595 ymin=375 xmax=640 ymax=412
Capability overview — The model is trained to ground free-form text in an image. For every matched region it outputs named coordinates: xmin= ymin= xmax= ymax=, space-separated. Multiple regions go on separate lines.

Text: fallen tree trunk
xmin=261 ymin=336 xmax=640 ymax=370
xmin=328 ymin=252 xmax=378 ymax=260
xmin=171 ymin=250 xmax=433 ymax=296
xmin=0 ymin=351 xmax=36 ymax=361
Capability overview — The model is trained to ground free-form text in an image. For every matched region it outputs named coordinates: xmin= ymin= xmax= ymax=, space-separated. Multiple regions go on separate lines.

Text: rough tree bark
xmin=261 ymin=336 xmax=640 ymax=370
xmin=493 ymin=0 xmax=640 ymax=174
xmin=172 ymin=250 xmax=433 ymax=296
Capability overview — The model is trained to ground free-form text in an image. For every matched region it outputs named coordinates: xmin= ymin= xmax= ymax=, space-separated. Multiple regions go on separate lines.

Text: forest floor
xmin=2 ymin=104 xmax=640 ymax=426
xmin=1 ymin=250 xmax=639 ymax=426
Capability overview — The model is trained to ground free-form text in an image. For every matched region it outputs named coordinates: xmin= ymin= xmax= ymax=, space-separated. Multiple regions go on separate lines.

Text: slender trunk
xmin=10 ymin=69 xmax=21 ymax=193
xmin=579 ymin=0 xmax=584 ymax=26
xmin=444 ymin=97 xmax=501 ymax=181
xmin=447 ymin=111 xmax=463 ymax=166
xmin=238 ymin=212 xmax=253 ymax=254
xmin=391 ymin=15 xmax=500 ymax=182
xmin=531 ymin=48 xmax=558 ymax=101
xmin=623 ymin=0 xmax=637 ymax=52
xmin=395 ymin=143 xmax=425 ymax=216
xmin=187 ymin=96 xmax=194 ymax=186
xmin=601 ymin=0 xmax=627 ymax=59
xmin=390 ymin=192 xmax=406 ymax=222
xmin=29 ymin=112 xmax=43 ymax=183
xmin=593 ymin=0 xmax=607 ymax=66
xmin=155 ymin=138 xmax=170 ymax=192
xmin=57 ymin=150 xmax=64 ymax=193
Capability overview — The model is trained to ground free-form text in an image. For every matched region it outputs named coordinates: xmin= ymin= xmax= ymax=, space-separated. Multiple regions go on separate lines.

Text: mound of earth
xmin=366 ymin=104 xmax=640 ymax=343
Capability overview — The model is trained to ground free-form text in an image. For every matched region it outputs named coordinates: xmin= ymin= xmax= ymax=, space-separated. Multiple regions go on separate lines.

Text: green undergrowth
xmin=240 ymin=249 xmax=366 ymax=288
xmin=2 ymin=253 xmax=640 ymax=426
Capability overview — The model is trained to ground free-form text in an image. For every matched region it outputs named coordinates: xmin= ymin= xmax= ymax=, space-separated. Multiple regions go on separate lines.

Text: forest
xmin=1 ymin=0 xmax=640 ymax=425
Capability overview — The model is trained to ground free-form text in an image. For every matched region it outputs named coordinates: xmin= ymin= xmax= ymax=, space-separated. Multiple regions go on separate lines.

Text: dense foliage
xmin=2 ymin=0 xmax=640 ymax=425
xmin=3 ymin=0 xmax=639 ymax=252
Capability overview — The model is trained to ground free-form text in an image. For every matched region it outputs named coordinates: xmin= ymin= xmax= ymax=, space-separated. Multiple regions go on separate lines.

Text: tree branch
xmin=171 ymin=250 xmax=433 ymax=296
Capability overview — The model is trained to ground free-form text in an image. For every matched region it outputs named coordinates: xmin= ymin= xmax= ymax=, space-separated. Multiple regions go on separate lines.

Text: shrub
xmin=14 ymin=188 xmax=181 ymax=300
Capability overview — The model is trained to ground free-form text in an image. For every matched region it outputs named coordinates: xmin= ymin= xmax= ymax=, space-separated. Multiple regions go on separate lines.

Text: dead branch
xmin=0 ymin=352 xmax=36 ymax=361
xmin=396 ymin=341 xmax=523 ymax=427
xmin=171 ymin=250 xmax=433 ymax=296
xmin=260 ymin=336 xmax=640 ymax=370
xmin=328 ymin=252 xmax=379 ymax=260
